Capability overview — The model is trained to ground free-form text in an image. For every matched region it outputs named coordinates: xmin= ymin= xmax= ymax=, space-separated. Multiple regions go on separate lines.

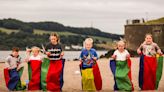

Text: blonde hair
xmin=84 ymin=38 xmax=93 ymax=44
xmin=49 ymin=32 xmax=60 ymax=43
xmin=31 ymin=46 xmax=40 ymax=52
xmin=117 ymin=40 xmax=126 ymax=47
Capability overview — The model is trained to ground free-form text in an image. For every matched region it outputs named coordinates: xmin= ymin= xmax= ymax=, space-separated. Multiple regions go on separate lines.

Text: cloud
xmin=0 ymin=0 xmax=164 ymax=34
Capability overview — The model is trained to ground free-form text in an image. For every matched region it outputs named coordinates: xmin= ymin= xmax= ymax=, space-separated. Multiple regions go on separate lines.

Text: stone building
xmin=125 ymin=19 xmax=164 ymax=51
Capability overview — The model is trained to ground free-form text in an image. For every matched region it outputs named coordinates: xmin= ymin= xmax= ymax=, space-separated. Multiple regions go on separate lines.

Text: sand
xmin=0 ymin=58 xmax=164 ymax=91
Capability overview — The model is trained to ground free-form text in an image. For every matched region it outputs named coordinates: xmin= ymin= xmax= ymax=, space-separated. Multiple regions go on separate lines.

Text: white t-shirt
xmin=5 ymin=55 xmax=21 ymax=69
xmin=29 ymin=55 xmax=42 ymax=61
xmin=113 ymin=49 xmax=129 ymax=61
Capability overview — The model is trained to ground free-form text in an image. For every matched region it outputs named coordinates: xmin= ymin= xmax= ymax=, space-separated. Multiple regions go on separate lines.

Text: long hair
xmin=49 ymin=32 xmax=60 ymax=43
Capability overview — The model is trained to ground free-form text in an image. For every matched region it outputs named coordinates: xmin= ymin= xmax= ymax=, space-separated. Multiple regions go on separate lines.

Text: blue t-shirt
xmin=80 ymin=48 xmax=98 ymax=68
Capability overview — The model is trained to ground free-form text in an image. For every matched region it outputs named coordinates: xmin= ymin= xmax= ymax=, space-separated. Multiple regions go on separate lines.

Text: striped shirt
xmin=45 ymin=43 xmax=62 ymax=60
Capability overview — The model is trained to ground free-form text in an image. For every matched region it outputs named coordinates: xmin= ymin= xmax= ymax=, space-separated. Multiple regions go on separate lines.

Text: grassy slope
xmin=144 ymin=17 xmax=164 ymax=24
xmin=33 ymin=29 xmax=77 ymax=36
xmin=0 ymin=27 xmax=19 ymax=34
xmin=33 ymin=29 xmax=113 ymax=42
xmin=0 ymin=27 xmax=113 ymax=49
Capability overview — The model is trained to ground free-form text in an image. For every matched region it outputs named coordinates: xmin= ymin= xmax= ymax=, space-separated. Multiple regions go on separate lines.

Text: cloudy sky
xmin=0 ymin=0 xmax=164 ymax=34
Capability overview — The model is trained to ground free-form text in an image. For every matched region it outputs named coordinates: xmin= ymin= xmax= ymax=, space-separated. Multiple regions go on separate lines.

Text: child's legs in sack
xmin=8 ymin=68 xmax=20 ymax=90
xmin=82 ymin=68 xmax=96 ymax=91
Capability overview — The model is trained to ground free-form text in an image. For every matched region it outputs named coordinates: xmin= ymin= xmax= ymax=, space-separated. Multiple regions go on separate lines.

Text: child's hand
xmin=83 ymin=56 xmax=87 ymax=59
xmin=24 ymin=58 xmax=29 ymax=62
xmin=157 ymin=50 xmax=163 ymax=55
xmin=17 ymin=63 xmax=24 ymax=71
xmin=26 ymin=48 xmax=31 ymax=52
xmin=17 ymin=66 xmax=21 ymax=71
xmin=59 ymin=52 xmax=64 ymax=59
xmin=26 ymin=48 xmax=31 ymax=54
xmin=26 ymin=49 xmax=31 ymax=55
xmin=46 ymin=52 xmax=51 ymax=56
xmin=126 ymin=54 xmax=130 ymax=59
xmin=80 ymin=59 xmax=82 ymax=63
xmin=60 ymin=52 xmax=64 ymax=57
xmin=137 ymin=49 xmax=141 ymax=55
xmin=111 ymin=55 xmax=116 ymax=59
xmin=92 ymin=57 xmax=97 ymax=61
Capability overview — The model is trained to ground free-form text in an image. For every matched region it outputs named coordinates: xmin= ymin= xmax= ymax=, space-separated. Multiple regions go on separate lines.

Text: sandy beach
xmin=0 ymin=58 xmax=164 ymax=92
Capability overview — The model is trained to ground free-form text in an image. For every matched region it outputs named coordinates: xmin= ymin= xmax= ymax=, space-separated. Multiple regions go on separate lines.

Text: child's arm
xmin=24 ymin=49 xmax=31 ymax=62
xmin=40 ymin=55 xmax=44 ymax=62
xmin=59 ymin=51 xmax=64 ymax=59
xmin=44 ymin=43 xmax=52 ymax=56
xmin=59 ymin=45 xmax=64 ymax=59
xmin=5 ymin=57 xmax=11 ymax=69
xmin=17 ymin=58 xmax=24 ymax=71
xmin=92 ymin=50 xmax=98 ymax=61
xmin=111 ymin=55 xmax=116 ymax=59
xmin=111 ymin=50 xmax=117 ymax=59
xmin=79 ymin=50 xmax=84 ymax=63
xmin=45 ymin=52 xmax=51 ymax=56
xmin=126 ymin=50 xmax=130 ymax=59
xmin=137 ymin=43 xmax=143 ymax=54
xmin=155 ymin=43 xmax=163 ymax=55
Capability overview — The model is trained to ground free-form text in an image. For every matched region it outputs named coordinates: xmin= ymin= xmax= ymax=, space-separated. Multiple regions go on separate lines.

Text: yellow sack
xmin=82 ymin=68 xmax=96 ymax=91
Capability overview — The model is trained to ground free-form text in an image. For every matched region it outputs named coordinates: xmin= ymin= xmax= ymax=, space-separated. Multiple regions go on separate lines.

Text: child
xmin=110 ymin=40 xmax=133 ymax=91
xmin=4 ymin=47 xmax=25 ymax=90
xmin=111 ymin=40 xmax=130 ymax=61
xmin=137 ymin=33 xmax=163 ymax=90
xmin=25 ymin=46 xmax=42 ymax=90
xmin=137 ymin=33 xmax=162 ymax=56
xmin=45 ymin=32 xmax=64 ymax=60
xmin=80 ymin=38 xmax=102 ymax=91
xmin=41 ymin=32 xmax=65 ymax=91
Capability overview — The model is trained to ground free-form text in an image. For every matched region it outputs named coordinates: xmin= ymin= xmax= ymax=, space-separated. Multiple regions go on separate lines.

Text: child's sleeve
xmin=113 ymin=50 xmax=117 ymax=56
xmin=45 ymin=43 xmax=50 ymax=52
xmin=137 ymin=43 xmax=143 ymax=50
xmin=154 ymin=43 xmax=162 ymax=54
xmin=5 ymin=56 xmax=10 ymax=68
xmin=60 ymin=44 xmax=63 ymax=51
xmin=137 ymin=43 xmax=144 ymax=54
xmin=60 ymin=45 xmax=64 ymax=55
xmin=80 ymin=50 xmax=84 ymax=59
xmin=126 ymin=50 xmax=130 ymax=55
xmin=93 ymin=50 xmax=98 ymax=59
xmin=18 ymin=57 xmax=24 ymax=68
xmin=24 ymin=53 xmax=30 ymax=62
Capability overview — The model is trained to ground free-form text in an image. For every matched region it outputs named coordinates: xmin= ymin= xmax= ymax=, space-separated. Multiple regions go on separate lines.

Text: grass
xmin=0 ymin=27 xmax=19 ymax=34
xmin=144 ymin=17 xmax=164 ymax=24
xmin=33 ymin=29 xmax=77 ymax=36
xmin=0 ymin=27 xmax=113 ymax=44
xmin=34 ymin=29 xmax=113 ymax=43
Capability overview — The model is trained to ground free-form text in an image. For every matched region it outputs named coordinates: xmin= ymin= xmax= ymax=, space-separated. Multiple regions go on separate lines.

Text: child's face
xmin=85 ymin=42 xmax=92 ymax=50
xmin=145 ymin=35 xmax=153 ymax=44
xmin=118 ymin=44 xmax=125 ymax=52
xmin=50 ymin=36 xmax=58 ymax=44
xmin=12 ymin=51 xmax=19 ymax=57
xmin=32 ymin=50 xmax=39 ymax=56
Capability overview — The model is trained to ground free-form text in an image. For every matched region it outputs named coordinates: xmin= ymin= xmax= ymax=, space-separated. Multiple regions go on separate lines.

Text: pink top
xmin=137 ymin=42 xmax=161 ymax=56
